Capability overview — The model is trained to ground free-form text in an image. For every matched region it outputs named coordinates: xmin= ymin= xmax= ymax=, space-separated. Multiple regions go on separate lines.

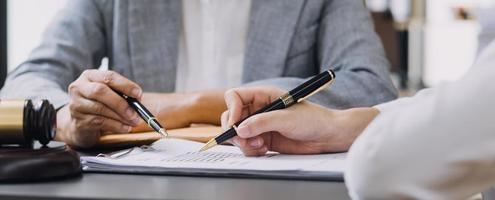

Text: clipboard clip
xmin=96 ymin=145 xmax=155 ymax=159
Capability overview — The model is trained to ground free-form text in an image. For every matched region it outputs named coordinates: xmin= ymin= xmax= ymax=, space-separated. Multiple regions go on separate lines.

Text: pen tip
xmin=158 ymin=128 xmax=168 ymax=138
xmin=199 ymin=139 xmax=217 ymax=152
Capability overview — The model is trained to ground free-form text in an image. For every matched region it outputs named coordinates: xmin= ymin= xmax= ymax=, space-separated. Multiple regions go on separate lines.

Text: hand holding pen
xmin=219 ymin=85 xmax=379 ymax=157
xmin=59 ymin=70 xmax=147 ymax=148
xmin=200 ymin=70 xmax=335 ymax=152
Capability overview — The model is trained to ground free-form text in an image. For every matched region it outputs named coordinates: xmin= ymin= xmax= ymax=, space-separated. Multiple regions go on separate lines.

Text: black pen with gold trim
xmin=115 ymin=91 xmax=168 ymax=137
xmin=199 ymin=69 xmax=335 ymax=152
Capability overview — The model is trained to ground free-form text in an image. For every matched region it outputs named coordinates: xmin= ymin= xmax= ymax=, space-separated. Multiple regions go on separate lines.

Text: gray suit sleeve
xmin=476 ymin=6 xmax=495 ymax=53
xmin=0 ymin=0 xmax=107 ymax=109
xmin=244 ymin=0 xmax=398 ymax=109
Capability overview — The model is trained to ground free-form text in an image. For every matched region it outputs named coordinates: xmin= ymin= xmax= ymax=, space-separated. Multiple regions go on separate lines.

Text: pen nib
xmin=199 ymin=139 xmax=218 ymax=152
xmin=158 ymin=128 xmax=168 ymax=138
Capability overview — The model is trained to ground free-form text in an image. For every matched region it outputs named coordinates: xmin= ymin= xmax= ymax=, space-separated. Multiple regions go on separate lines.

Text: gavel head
xmin=0 ymin=99 xmax=56 ymax=147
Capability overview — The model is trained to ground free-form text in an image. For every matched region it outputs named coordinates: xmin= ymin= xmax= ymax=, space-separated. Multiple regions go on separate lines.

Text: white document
xmin=81 ymin=139 xmax=346 ymax=180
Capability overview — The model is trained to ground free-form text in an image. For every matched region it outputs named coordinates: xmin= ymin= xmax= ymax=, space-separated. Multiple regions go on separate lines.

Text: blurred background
xmin=366 ymin=0 xmax=494 ymax=96
xmin=0 ymin=0 xmax=494 ymax=95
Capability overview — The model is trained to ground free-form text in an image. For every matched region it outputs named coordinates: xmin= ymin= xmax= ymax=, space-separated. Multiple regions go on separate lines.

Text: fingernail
xmin=132 ymin=88 xmax=142 ymax=98
xmin=249 ymin=139 xmax=261 ymax=147
xmin=236 ymin=124 xmax=250 ymax=138
xmin=126 ymin=107 xmax=134 ymax=118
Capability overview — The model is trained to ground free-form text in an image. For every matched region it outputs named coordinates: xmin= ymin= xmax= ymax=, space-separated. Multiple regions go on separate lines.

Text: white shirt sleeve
xmin=345 ymin=40 xmax=495 ymax=200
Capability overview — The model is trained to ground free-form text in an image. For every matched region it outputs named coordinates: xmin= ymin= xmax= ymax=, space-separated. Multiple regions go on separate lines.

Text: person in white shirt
xmin=221 ymin=37 xmax=495 ymax=200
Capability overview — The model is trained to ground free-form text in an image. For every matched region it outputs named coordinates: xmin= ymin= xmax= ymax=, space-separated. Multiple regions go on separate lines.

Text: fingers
xmin=65 ymin=113 xmax=133 ymax=148
xmin=76 ymin=114 xmax=132 ymax=135
xmin=70 ymin=81 xmax=138 ymax=122
xmin=70 ymin=97 xmax=140 ymax=126
xmin=224 ymin=89 xmax=246 ymax=126
xmin=81 ymin=70 xmax=142 ymax=99
xmin=235 ymin=110 xmax=291 ymax=139
xmin=224 ymin=87 xmax=285 ymax=126
xmin=232 ymin=136 xmax=268 ymax=157
xmin=62 ymin=70 xmax=144 ymax=148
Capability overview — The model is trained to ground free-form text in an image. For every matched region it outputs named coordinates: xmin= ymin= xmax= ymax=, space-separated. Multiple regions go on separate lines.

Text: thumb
xmin=236 ymin=110 xmax=291 ymax=139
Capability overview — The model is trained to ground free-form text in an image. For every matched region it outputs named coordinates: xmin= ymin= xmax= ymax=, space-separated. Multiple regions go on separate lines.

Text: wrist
xmin=54 ymin=105 xmax=70 ymax=142
xmin=340 ymin=107 xmax=379 ymax=136
xmin=140 ymin=92 xmax=194 ymax=129
xmin=322 ymin=107 xmax=379 ymax=152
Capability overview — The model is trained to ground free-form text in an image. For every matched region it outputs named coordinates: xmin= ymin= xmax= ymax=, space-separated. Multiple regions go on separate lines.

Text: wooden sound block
xmin=0 ymin=142 xmax=82 ymax=182
xmin=96 ymin=126 xmax=222 ymax=149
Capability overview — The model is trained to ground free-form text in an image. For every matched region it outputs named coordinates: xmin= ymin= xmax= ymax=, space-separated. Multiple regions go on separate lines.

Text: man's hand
xmin=222 ymin=86 xmax=380 ymax=156
xmin=56 ymin=70 xmax=142 ymax=148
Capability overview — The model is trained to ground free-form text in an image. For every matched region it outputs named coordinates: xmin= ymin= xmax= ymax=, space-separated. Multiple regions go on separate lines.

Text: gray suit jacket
xmin=1 ymin=0 xmax=397 ymax=109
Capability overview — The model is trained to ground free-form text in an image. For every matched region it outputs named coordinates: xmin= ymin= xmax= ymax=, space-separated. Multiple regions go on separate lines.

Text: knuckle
xmin=69 ymin=111 xmax=82 ymax=121
xmin=68 ymin=100 xmax=78 ymax=112
xmin=116 ymin=100 xmax=129 ymax=114
xmin=90 ymin=84 xmax=107 ymax=97
xmin=89 ymin=116 xmax=105 ymax=127
xmin=92 ymin=103 xmax=104 ymax=115
xmin=68 ymin=83 xmax=79 ymax=94
xmin=103 ymin=71 xmax=116 ymax=84
xmin=250 ymin=115 xmax=264 ymax=126
xmin=68 ymin=99 xmax=86 ymax=116
xmin=69 ymin=108 xmax=78 ymax=117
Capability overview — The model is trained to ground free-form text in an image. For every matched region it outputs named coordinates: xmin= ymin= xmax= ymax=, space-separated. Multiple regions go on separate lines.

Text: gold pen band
xmin=279 ymin=93 xmax=295 ymax=107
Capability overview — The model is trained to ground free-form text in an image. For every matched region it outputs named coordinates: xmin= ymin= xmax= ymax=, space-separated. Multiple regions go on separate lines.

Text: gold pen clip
xmin=297 ymin=70 xmax=335 ymax=103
